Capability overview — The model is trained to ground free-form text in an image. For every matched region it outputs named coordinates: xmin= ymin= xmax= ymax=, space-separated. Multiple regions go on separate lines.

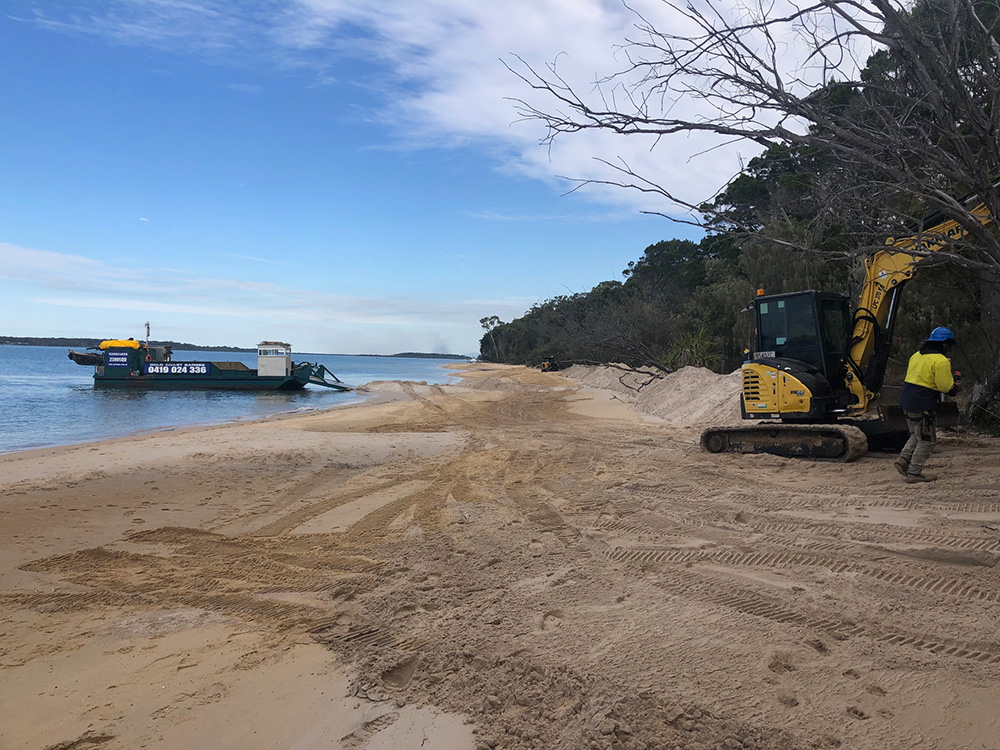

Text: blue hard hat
xmin=927 ymin=326 xmax=956 ymax=342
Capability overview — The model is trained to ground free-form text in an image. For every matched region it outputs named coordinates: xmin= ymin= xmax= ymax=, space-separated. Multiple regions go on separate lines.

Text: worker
xmin=894 ymin=327 xmax=960 ymax=483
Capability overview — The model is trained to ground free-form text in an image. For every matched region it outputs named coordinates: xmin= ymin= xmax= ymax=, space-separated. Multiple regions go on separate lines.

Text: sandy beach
xmin=2 ymin=363 xmax=1000 ymax=750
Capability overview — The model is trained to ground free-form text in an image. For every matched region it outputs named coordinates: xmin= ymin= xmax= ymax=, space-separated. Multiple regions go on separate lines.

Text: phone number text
xmin=147 ymin=363 xmax=209 ymax=375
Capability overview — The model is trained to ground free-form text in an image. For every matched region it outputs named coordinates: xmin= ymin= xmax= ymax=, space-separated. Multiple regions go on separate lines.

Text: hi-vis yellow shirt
xmin=904 ymin=352 xmax=954 ymax=394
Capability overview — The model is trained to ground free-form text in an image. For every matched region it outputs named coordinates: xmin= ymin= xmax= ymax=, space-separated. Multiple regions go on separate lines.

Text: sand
xmin=2 ymin=363 xmax=999 ymax=749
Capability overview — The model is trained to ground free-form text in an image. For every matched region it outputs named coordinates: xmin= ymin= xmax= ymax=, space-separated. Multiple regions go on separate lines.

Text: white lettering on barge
xmin=146 ymin=363 xmax=209 ymax=375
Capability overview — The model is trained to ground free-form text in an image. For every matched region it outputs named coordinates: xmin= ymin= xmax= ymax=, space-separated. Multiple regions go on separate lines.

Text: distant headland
xmin=0 ymin=336 xmax=470 ymax=360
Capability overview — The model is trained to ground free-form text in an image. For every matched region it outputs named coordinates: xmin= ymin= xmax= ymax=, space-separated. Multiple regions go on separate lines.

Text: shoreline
xmin=0 ymin=366 xmax=468 ymax=458
xmin=0 ymin=347 xmax=467 ymax=456
xmin=0 ymin=375 xmax=469 ymax=485
xmin=0 ymin=387 xmax=375 ymax=460
xmin=2 ymin=340 xmax=472 ymax=360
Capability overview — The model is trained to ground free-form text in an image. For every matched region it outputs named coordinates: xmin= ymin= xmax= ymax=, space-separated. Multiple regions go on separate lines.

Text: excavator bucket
xmin=879 ymin=403 xmax=961 ymax=431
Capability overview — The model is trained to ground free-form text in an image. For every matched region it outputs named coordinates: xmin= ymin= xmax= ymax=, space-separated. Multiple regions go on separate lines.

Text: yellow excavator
xmin=540 ymin=355 xmax=562 ymax=372
xmin=701 ymin=198 xmax=992 ymax=461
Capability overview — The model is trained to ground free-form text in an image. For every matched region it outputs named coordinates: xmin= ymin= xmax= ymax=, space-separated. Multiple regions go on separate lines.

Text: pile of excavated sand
xmin=562 ymin=364 xmax=742 ymax=427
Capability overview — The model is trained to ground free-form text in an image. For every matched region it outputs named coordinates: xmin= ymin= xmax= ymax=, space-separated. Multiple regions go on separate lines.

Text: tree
xmin=510 ymin=0 xmax=1000 ymax=424
xmin=509 ymin=0 xmax=1000 ymax=267
xmin=476 ymin=233 xmax=757 ymax=372
xmin=480 ymin=315 xmax=503 ymax=362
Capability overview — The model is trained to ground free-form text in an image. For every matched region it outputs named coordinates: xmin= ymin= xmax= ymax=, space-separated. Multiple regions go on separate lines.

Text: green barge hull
xmin=93 ymin=365 xmax=318 ymax=390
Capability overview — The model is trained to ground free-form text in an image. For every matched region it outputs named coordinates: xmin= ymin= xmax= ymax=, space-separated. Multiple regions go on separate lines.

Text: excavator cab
xmin=701 ymin=289 xmax=869 ymax=460
xmin=741 ymin=290 xmax=854 ymax=423
xmin=755 ymin=291 xmax=850 ymax=378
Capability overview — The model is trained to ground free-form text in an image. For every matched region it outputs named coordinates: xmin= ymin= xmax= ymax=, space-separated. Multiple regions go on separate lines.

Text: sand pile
xmin=562 ymin=364 xmax=743 ymax=427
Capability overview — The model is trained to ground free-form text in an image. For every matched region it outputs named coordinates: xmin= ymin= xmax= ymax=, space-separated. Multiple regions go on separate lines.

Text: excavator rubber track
xmin=700 ymin=423 xmax=868 ymax=462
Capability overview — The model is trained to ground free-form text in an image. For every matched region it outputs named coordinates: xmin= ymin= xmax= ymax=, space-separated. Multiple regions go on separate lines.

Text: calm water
xmin=0 ymin=345 xmax=468 ymax=454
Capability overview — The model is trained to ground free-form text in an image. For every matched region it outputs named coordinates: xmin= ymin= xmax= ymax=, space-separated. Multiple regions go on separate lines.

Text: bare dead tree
xmin=509 ymin=0 xmax=1000 ymax=423
xmin=507 ymin=0 xmax=1000 ymax=269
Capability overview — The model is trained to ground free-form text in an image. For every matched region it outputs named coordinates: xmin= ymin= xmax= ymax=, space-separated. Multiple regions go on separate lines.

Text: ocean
xmin=0 ymin=345 xmax=468 ymax=454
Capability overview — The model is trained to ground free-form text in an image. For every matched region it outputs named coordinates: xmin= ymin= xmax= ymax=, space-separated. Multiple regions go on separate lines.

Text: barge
xmin=69 ymin=336 xmax=351 ymax=391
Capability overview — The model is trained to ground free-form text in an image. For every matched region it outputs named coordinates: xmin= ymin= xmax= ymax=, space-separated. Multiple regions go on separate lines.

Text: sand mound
xmin=562 ymin=364 xmax=742 ymax=427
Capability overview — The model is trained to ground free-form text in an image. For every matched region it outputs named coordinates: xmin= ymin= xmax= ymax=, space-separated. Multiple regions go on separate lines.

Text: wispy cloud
xmin=225 ymin=252 xmax=282 ymax=264
xmin=14 ymin=1 xmax=777 ymax=214
xmin=17 ymin=2 xmax=876 ymax=219
xmin=11 ymin=1 xmax=265 ymax=54
xmin=1 ymin=242 xmax=527 ymax=336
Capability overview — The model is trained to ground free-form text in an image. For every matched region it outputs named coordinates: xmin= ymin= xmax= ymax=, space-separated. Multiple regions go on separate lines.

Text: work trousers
xmin=900 ymin=409 xmax=936 ymax=475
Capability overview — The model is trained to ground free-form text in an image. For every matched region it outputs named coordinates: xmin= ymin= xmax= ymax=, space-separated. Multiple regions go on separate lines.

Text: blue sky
xmin=0 ymin=1 xmax=744 ymax=356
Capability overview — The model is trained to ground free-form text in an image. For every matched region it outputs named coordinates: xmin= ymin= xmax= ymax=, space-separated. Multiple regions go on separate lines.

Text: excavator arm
xmin=844 ymin=200 xmax=994 ymax=413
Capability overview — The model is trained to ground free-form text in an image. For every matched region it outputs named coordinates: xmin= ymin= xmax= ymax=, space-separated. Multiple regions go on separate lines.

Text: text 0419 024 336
xmin=146 ymin=363 xmax=209 ymax=375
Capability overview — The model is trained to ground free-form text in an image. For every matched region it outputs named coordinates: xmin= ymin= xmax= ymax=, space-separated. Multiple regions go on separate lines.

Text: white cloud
xmin=0 ymin=243 xmax=103 ymax=276
xmin=4 ymin=2 xmax=886 ymax=355
xmin=20 ymin=0 xmax=831 ymax=214
xmin=271 ymin=0 xmax=871 ymax=211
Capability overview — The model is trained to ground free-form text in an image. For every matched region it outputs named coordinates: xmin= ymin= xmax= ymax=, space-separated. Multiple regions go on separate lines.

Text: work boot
xmin=906 ymin=472 xmax=937 ymax=483
xmin=894 ymin=457 xmax=909 ymax=476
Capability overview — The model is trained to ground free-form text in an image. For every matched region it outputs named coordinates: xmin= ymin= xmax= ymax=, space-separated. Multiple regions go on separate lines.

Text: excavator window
xmin=759 ymin=295 xmax=820 ymax=354
xmin=818 ymin=299 xmax=849 ymax=355
xmin=755 ymin=291 xmax=849 ymax=378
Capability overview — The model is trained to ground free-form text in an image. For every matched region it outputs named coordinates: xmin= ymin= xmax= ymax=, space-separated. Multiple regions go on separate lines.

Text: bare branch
xmin=508 ymin=0 xmax=1000 ymax=270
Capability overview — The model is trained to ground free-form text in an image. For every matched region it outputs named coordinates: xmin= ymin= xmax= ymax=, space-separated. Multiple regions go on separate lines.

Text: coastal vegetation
xmin=482 ymin=0 xmax=1000 ymax=429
